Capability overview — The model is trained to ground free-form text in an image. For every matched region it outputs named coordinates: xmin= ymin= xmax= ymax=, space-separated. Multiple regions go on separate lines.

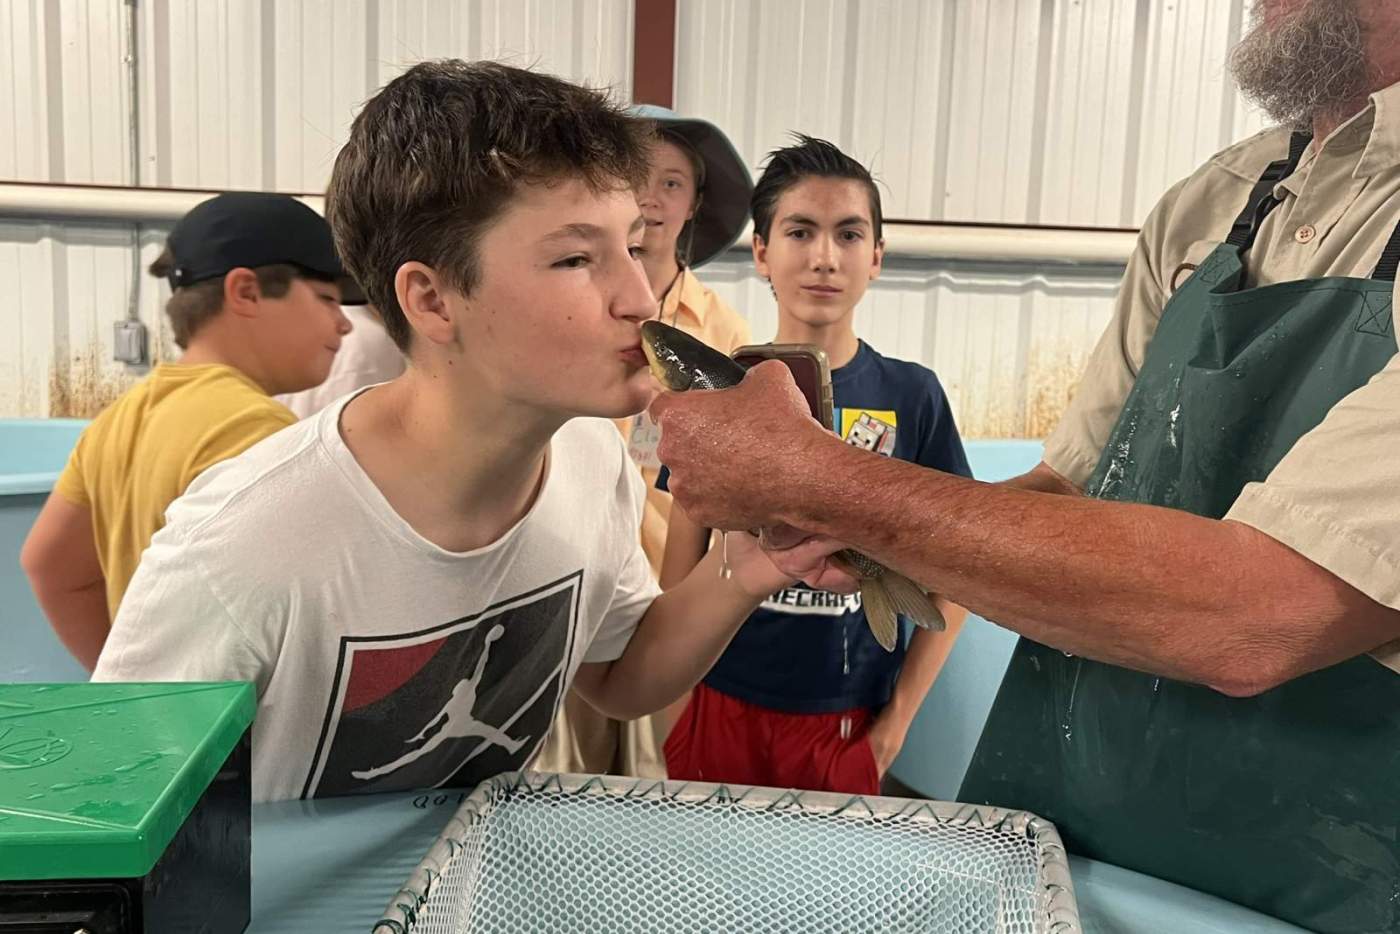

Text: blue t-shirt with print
xmin=660 ymin=340 xmax=972 ymax=714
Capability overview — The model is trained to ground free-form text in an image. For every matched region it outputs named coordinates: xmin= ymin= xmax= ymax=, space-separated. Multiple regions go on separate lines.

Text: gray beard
xmin=1229 ymin=0 xmax=1371 ymax=130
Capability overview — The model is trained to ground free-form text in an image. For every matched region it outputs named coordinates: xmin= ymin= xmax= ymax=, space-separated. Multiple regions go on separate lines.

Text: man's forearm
xmin=593 ymin=546 xmax=761 ymax=719
xmin=999 ymin=462 xmax=1083 ymax=496
xmin=777 ymin=442 xmax=1395 ymax=695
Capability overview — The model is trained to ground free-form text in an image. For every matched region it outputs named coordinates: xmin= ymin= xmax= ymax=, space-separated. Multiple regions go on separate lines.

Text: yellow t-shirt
xmin=53 ymin=363 xmax=296 ymax=618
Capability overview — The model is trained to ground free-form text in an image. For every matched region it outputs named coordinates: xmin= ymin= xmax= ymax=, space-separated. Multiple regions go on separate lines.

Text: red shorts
xmin=664 ymin=683 xmax=881 ymax=795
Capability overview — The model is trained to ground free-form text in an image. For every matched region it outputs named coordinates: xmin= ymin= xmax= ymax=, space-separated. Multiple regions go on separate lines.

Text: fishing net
xmin=373 ymin=772 xmax=1079 ymax=934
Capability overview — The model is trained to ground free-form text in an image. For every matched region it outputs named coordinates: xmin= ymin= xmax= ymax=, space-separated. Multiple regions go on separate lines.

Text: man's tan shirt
xmin=1045 ymin=82 xmax=1400 ymax=672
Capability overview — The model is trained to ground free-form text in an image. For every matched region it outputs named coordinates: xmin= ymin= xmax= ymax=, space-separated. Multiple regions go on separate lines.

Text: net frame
xmin=374 ymin=771 xmax=1081 ymax=934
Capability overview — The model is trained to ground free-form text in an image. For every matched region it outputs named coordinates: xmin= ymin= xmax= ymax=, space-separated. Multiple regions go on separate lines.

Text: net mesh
xmin=374 ymin=772 xmax=1080 ymax=934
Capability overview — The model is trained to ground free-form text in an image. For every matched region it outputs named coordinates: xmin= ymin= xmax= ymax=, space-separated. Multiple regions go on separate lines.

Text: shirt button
xmin=1294 ymin=224 xmax=1316 ymax=244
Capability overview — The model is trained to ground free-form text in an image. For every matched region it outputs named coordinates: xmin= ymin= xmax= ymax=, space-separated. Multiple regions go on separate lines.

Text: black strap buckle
xmin=1225 ymin=131 xmax=1312 ymax=250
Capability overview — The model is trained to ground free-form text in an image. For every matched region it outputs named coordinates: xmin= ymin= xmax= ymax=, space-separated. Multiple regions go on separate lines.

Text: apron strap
xmin=1224 ymin=131 xmax=1312 ymax=252
xmin=1370 ymin=214 xmax=1400 ymax=282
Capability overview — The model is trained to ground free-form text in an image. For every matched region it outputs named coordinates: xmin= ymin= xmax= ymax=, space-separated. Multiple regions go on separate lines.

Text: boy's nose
xmin=614 ymin=261 xmax=656 ymax=322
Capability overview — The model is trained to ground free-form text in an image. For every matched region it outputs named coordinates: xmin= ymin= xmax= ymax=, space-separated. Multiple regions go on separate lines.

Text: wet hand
xmin=650 ymin=360 xmax=832 ymax=531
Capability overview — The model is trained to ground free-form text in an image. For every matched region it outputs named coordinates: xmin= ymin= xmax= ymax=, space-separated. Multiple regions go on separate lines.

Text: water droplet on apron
xmin=1061 ymin=663 xmax=1083 ymax=743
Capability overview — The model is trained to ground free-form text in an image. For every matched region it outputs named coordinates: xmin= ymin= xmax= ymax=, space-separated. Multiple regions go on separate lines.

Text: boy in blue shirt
xmin=660 ymin=137 xmax=971 ymax=794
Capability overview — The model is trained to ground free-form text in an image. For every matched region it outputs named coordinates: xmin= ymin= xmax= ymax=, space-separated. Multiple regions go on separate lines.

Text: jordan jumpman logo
xmin=352 ymin=625 xmax=530 ymax=781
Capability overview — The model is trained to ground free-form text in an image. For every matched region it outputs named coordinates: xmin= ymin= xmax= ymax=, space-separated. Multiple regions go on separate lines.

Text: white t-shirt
xmin=93 ymin=393 xmax=660 ymax=802
xmin=275 ymin=305 xmax=406 ymax=419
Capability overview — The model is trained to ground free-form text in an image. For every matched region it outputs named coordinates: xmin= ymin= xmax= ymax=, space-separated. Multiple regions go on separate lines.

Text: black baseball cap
xmin=165 ymin=191 xmax=365 ymax=304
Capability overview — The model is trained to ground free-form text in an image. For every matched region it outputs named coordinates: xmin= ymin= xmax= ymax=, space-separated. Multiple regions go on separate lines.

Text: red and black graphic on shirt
xmin=301 ymin=572 xmax=581 ymax=798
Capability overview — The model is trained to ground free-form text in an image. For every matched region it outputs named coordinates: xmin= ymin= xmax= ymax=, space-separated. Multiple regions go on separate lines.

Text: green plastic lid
xmin=0 ymin=682 xmax=255 ymax=880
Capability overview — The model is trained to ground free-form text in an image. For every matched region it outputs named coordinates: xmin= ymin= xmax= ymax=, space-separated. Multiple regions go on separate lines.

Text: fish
xmin=641 ymin=319 xmax=946 ymax=652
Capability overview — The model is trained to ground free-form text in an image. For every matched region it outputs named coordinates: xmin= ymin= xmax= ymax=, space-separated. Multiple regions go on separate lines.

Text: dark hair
xmin=147 ymin=249 xmax=301 ymax=350
xmin=750 ymin=135 xmax=883 ymax=242
xmin=326 ymin=59 xmax=655 ymax=352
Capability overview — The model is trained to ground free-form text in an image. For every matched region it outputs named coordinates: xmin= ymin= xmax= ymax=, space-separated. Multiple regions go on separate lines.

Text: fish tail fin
xmin=884 ymin=571 xmax=947 ymax=632
xmin=861 ymin=572 xmax=946 ymax=653
xmin=861 ymin=578 xmax=899 ymax=652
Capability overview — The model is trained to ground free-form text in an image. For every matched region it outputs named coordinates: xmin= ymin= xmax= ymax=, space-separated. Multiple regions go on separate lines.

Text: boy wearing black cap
xmin=21 ymin=192 xmax=358 ymax=670
xmin=91 ymin=61 xmax=790 ymax=803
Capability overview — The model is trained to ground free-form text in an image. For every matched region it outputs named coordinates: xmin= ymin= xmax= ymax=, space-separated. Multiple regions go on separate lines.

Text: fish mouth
xmin=640 ymin=320 xmax=691 ymax=391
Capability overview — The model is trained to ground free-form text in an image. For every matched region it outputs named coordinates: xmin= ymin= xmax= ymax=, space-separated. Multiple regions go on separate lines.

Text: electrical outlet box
xmin=114 ymin=320 xmax=148 ymax=365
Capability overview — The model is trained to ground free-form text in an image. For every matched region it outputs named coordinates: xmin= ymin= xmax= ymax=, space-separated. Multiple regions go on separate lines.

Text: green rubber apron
xmin=959 ymin=133 xmax=1400 ymax=933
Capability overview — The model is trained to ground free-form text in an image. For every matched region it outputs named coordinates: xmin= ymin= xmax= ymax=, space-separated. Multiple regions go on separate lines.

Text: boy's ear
xmin=222 ymin=268 xmax=263 ymax=319
xmin=869 ymin=237 xmax=885 ymax=282
xmin=752 ymin=233 xmax=770 ymax=280
xmin=395 ymin=262 xmax=459 ymax=347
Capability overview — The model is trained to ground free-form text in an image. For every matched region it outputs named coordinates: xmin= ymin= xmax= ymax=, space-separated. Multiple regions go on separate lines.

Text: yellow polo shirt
xmin=54 ymin=363 xmax=296 ymax=618
xmin=1044 ymin=80 xmax=1400 ymax=672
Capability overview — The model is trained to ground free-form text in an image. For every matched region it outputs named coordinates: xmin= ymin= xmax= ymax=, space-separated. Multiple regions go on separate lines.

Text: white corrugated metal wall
xmin=674 ymin=0 xmax=1268 ymax=225
xmin=680 ymin=0 xmax=1267 ymax=436
xmin=1 ymin=0 xmax=1267 ymax=434
xmin=0 ymin=0 xmax=634 ymax=418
